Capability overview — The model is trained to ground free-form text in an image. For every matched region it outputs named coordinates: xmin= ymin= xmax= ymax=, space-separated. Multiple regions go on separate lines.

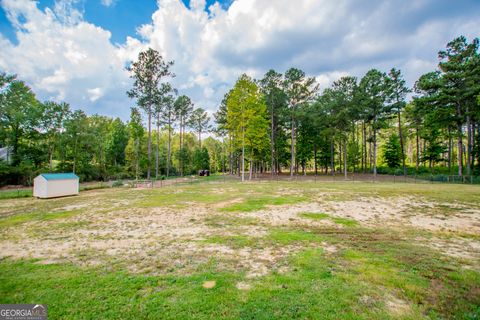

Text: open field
xmin=1 ymin=176 xmax=479 ymax=319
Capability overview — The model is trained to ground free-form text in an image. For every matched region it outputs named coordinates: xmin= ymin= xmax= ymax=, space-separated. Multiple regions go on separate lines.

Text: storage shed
xmin=33 ymin=173 xmax=79 ymax=199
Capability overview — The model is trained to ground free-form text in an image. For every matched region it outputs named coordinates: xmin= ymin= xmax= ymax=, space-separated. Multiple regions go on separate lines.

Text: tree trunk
xmin=362 ymin=122 xmax=367 ymax=173
xmin=156 ymin=117 xmax=160 ymax=179
xmin=456 ymin=102 xmax=463 ymax=176
xmin=135 ymin=138 xmax=139 ymax=180
xmin=466 ymin=109 xmax=471 ymax=176
xmin=339 ymin=142 xmax=343 ymax=173
xmin=330 ymin=139 xmax=335 ymax=175
xmin=229 ymin=135 xmax=233 ymax=175
xmin=270 ymin=107 xmax=275 ymax=176
xmin=167 ymin=119 xmax=172 ymax=177
xmin=368 ymin=126 xmax=372 ymax=172
xmin=314 ymin=144 xmax=317 ymax=176
xmin=242 ymin=126 xmax=245 ymax=182
xmin=249 ymin=157 xmax=253 ymax=180
xmin=73 ymin=136 xmax=77 ymax=174
xmin=415 ymin=127 xmax=419 ymax=171
xmin=474 ymin=122 xmax=479 ymax=171
xmin=457 ymin=122 xmax=463 ymax=177
xmin=147 ymin=109 xmax=152 ymax=180
xmin=398 ymin=112 xmax=406 ymax=176
xmin=448 ymin=128 xmax=452 ymax=174
xmin=344 ymin=140 xmax=347 ymax=180
xmin=373 ymin=129 xmax=377 ymax=178
xmin=49 ymin=146 xmax=54 ymax=171
xmin=290 ymin=105 xmax=295 ymax=177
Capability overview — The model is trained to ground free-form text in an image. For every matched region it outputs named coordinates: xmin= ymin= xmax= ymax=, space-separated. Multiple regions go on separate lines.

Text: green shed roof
xmin=40 ymin=173 xmax=79 ymax=181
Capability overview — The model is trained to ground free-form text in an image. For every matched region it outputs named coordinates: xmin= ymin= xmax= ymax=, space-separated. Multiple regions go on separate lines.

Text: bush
xmin=112 ymin=180 xmax=124 ymax=188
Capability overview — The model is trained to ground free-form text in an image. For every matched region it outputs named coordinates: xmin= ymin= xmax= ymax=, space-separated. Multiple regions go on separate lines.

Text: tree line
xmin=1 ymin=36 xmax=479 ymax=185
xmin=215 ymin=36 xmax=480 ymax=180
xmin=0 ymin=49 xmax=222 ymax=185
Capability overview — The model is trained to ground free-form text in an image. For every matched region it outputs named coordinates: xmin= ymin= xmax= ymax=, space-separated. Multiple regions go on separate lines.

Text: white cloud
xmin=0 ymin=0 xmax=132 ymax=117
xmin=100 ymin=0 xmax=116 ymax=8
xmin=87 ymin=87 xmax=104 ymax=102
xmin=0 ymin=0 xmax=479 ymax=120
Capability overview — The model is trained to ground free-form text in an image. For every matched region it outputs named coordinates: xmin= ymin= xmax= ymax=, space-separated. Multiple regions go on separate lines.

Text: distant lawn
xmin=0 ymin=189 xmax=32 ymax=199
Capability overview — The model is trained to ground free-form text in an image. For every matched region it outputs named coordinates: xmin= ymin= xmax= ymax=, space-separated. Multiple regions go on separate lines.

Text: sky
xmin=0 ymin=0 xmax=479 ymax=121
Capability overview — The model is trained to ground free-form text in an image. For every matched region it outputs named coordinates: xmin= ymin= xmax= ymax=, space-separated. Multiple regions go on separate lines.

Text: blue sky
xmin=0 ymin=0 xmax=232 ymax=44
xmin=0 ymin=0 xmax=479 ymax=120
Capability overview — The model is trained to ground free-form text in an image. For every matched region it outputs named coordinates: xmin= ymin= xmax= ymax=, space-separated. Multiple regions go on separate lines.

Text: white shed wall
xmin=34 ymin=177 xmax=79 ymax=198
xmin=44 ymin=179 xmax=79 ymax=198
xmin=33 ymin=176 xmax=47 ymax=198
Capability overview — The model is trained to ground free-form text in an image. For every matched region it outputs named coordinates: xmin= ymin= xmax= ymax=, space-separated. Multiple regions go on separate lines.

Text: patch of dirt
xmin=419 ymin=236 xmax=480 ymax=266
xmin=385 ymin=293 xmax=412 ymax=316
xmin=321 ymin=242 xmax=338 ymax=254
xmin=3 ymin=188 xmax=478 ymax=278
xmin=239 ymin=202 xmax=337 ymax=227
xmin=236 ymin=281 xmax=251 ymax=290
xmin=0 ymin=197 xmax=306 ymax=278
xmin=202 ymin=280 xmax=216 ymax=289
xmin=251 ymin=197 xmax=480 ymax=235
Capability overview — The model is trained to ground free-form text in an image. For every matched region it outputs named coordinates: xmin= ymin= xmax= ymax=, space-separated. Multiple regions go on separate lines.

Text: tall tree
xmin=174 ymin=95 xmax=193 ymax=176
xmin=105 ymin=118 xmax=128 ymax=168
xmin=127 ymin=48 xmax=174 ymax=179
xmin=259 ymin=70 xmax=287 ymax=176
xmin=153 ymin=82 xmax=174 ymax=179
xmin=330 ymin=76 xmax=357 ymax=179
xmin=283 ymin=68 xmax=319 ymax=177
xmin=159 ymin=86 xmax=177 ymax=177
xmin=189 ymin=107 xmax=211 ymax=148
xmin=0 ymin=79 xmax=39 ymax=166
xmin=127 ymin=107 xmax=144 ymax=180
xmin=39 ymin=101 xmax=70 ymax=170
xmin=386 ymin=68 xmax=410 ymax=176
xmin=357 ymin=69 xmax=388 ymax=177
xmin=226 ymin=75 xmax=268 ymax=181
xmin=438 ymin=36 xmax=480 ymax=176
xmin=63 ymin=110 xmax=89 ymax=174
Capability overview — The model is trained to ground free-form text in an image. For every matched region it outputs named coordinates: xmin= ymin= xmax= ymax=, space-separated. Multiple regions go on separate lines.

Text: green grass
xmin=301 ymin=212 xmax=359 ymax=227
xmin=1 ymin=179 xmax=480 ymax=319
xmin=331 ymin=217 xmax=359 ymax=227
xmin=300 ymin=212 xmax=330 ymax=220
xmin=267 ymin=229 xmax=324 ymax=244
xmin=204 ymin=235 xmax=259 ymax=249
xmin=0 ymin=251 xmax=415 ymax=320
xmin=220 ymin=195 xmax=306 ymax=212
xmin=0 ymin=209 xmax=81 ymax=228
xmin=0 ymin=189 xmax=32 ymax=199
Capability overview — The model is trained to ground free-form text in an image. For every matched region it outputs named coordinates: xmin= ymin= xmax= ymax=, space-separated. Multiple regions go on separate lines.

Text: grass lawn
xmin=0 ymin=177 xmax=479 ymax=319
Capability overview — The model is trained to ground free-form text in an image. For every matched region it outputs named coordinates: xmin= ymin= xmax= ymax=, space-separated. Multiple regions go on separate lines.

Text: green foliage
xmin=193 ymin=147 xmax=210 ymax=171
xmin=383 ymin=134 xmax=402 ymax=168
xmin=226 ymin=75 xmax=270 ymax=178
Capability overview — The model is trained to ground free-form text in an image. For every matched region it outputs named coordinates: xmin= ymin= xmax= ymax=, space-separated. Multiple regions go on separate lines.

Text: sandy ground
xmin=1 ymin=190 xmax=479 ymax=276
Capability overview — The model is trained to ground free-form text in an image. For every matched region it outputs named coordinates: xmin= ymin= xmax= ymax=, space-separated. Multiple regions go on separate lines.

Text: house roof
xmin=39 ymin=173 xmax=79 ymax=181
